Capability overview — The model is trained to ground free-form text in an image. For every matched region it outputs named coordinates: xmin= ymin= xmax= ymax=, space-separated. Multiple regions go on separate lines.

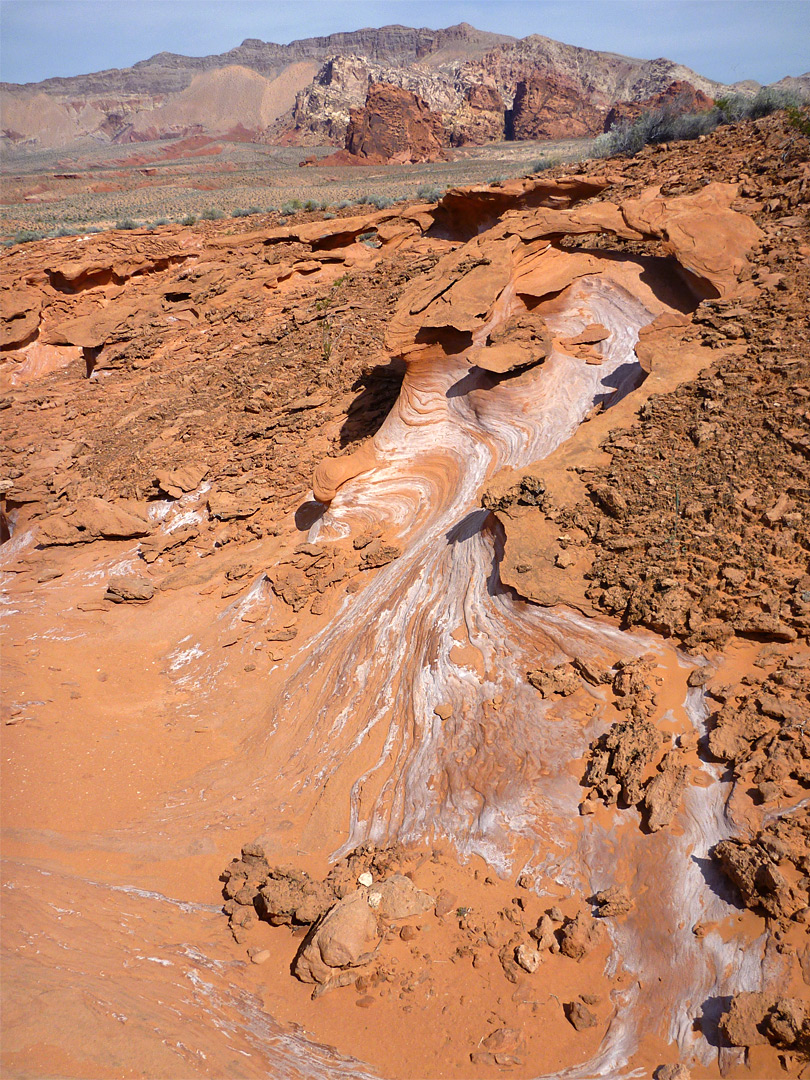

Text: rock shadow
xmin=697 ymin=994 xmax=734 ymax=1048
xmin=445 ymin=509 xmax=490 ymax=546
xmin=690 ymin=852 xmax=746 ymax=909
xmin=338 ymin=361 xmax=404 ymax=449
xmin=593 ymin=360 xmax=648 ymax=411
xmin=295 ymin=500 xmax=325 ymax=532
xmin=446 ymin=367 xmax=496 ymax=399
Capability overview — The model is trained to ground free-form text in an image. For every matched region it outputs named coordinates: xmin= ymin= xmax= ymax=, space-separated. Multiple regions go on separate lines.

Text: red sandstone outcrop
xmin=344 ymin=83 xmax=449 ymax=163
xmin=2 ymin=110 xmax=809 ymax=1080
xmin=511 ymin=73 xmax=605 ymax=140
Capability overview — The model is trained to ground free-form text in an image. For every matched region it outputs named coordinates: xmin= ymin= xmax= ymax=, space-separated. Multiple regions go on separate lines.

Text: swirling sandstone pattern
xmin=4 ymin=145 xmax=798 ymax=1080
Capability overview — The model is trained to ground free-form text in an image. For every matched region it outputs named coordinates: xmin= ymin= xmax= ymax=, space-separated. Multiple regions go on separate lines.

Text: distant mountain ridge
xmin=2 ymin=22 xmax=805 ymax=151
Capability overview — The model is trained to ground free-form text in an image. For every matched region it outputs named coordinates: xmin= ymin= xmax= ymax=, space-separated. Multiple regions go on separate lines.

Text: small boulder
xmin=720 ymin=991 xmax=775 ymax=1046
xmin=373 ymin=874 xmax=435 ymax=921
xmin=515 ymin=942 xmax=542 ymax=973
xmin=594 ymin=884 xmax=634 ymax=918
xmin=293 ymin=892 xmax=380 ymax=986
xmin=565 ymin=1000 xmax=597 ymax=1030
xmin=559 ymin=911 xmax=605 ymax=960
xmin=654 ymin=1066 xmax=691 ymax=1080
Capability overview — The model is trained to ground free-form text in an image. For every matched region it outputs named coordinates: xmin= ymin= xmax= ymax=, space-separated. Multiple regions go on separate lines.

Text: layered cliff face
xmin=2 ymin=21 xmax=751 ymax=151
xmin=448 ymin=82 xmax=506 ymax=145
xmin=510 ymin=73 xmax=605 ymax=140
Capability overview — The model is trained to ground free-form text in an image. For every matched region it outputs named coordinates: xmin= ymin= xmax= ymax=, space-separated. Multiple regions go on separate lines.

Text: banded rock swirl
xmin=2 ymin=133 xmax=807 ymax=1080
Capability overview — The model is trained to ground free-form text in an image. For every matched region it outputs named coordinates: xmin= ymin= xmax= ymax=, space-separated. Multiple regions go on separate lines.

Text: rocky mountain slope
xmin=1 ymin=21 xmax=765 ymax=151
xmin=2 ymin=110 xmax=809 ymax=1079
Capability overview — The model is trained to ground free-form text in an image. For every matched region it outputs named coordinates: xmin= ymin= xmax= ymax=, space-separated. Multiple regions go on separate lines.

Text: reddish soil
xmin=1 ymin=111 xmax=808 ymax=1080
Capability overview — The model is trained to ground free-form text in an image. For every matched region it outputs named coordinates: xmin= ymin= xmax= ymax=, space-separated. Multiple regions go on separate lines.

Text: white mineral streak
xmin=259 ymin=270 xmax=755 ymax=1076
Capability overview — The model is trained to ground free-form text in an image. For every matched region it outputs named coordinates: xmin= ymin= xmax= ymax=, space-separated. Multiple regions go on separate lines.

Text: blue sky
xmin=1 ymin=1 xmax=807 ymax=86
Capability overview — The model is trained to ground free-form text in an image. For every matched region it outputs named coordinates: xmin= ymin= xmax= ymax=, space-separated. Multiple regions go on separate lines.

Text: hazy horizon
xmin=1 ymin=1 xmax=808 ymax=88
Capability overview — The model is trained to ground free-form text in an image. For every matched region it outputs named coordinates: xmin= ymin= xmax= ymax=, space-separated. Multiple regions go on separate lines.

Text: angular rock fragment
xmin=359 ymin=540 xmax=401 ymax=570
xmin=155 ymin=464 xmax=208 ymax=499
xmin=594 ymin=884 xmax=634 ymax=917
xmin=720 ymin=991 xmax=777 ymax=1047
xmin=372 ymin=873 xmax=435 ymax=921
xmin=207 ymin=492 xmax=259 ymax=520
xmin=584 ymin=716 xmax=659 ymax=807
xmin=105 ymin=575 xmax=154 ymax=603
xmin=469 ymin=313 xmax=552 ymax=374
xmin=642 ymin=750 xmax=690 ymax=831
xmin=256 ymin=867 xmax=337 ymax=926
xmin=527 ymin=663 xmax=580 ymax=698
xmin=529 ymin=913 xmax=559 ymax=952
xmin=558 ymin=911 xmax=605 ymax=960
xmin=293 ymin=892 xmax=381 ymax=987
xmin=39 ymin=497 xmax=151 ymax=546
xmin=564 ymin=1000 xmax=597 ymax=1030
xmin=714 ymin=831 xmax=807 ymax=920
xmin=654 ymin=1065 xmax=691 ymax=1080
xmin=515 ymin=942 xmax=542 ymax=973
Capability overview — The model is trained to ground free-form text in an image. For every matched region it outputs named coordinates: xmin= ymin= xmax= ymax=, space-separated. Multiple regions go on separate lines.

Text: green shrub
xmin=786 ymin=103 xmax=810 ymax=136
xmin=336 ymin=199 xmax=353 ymax=209
xmin=367 ymin=194 xmax=393 ymax=209
xmin=280 ymin=201 xmax=298 ymax=215
xmin=416 ymin=183 xmax=443 ymax=202
xmin=716 ymin=86 xmax=806 ymax=123
xmin=115 ymin=218 xmax=140 ymax=230
xmin=597 ymin=85 xmax=809 ymax=159
xmin=181 ymin=214 xmax=196 ymax=226
xmin=12 ymin=229 xmax=45 ymax=244
xmin=531 ymin=157 xmax=554 ymax=172
xmin=201 ymin=207 xmax=224 ymax=220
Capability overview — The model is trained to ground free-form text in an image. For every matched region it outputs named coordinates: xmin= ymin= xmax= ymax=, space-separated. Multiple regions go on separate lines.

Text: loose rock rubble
xmin=220 ymin=841 xmax=614 ymax=1037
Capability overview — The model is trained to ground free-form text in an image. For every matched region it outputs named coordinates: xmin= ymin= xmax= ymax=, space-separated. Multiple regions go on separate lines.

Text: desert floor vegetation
xmin=0 ymin=136 xmax=592 ymax=243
